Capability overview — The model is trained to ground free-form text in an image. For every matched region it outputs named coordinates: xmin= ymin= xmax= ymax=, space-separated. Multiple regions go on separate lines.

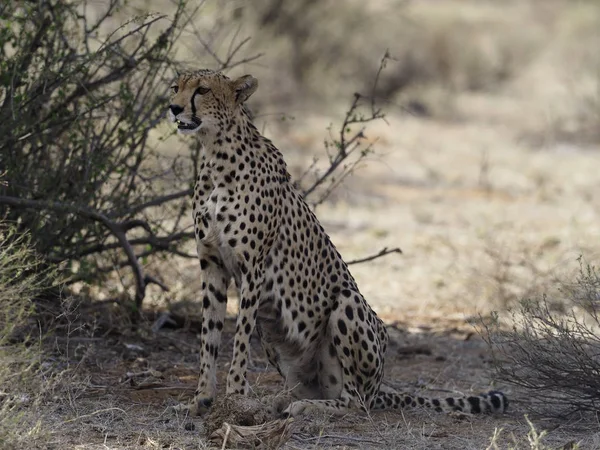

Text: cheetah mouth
xmin=176 ymin=118 xmax=201 ymax=131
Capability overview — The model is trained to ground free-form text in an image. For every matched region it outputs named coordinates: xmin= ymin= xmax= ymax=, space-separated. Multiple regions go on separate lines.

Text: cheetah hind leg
xmin=281 ymin=290 xmax=383 ymax=417
xmin=371 ymin=389 xmax=509 ymax=414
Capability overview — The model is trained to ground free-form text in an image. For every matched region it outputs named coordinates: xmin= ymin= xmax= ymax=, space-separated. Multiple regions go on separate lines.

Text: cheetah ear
xmin=233 ymin=75 xmax=258 ymax=104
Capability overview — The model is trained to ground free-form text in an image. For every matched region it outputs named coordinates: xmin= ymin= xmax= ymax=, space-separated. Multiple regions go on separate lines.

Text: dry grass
xmin=5 ymin=316 xmax=592 ymax=449
xmin=0 ymin=225 xmax=55 ymax=449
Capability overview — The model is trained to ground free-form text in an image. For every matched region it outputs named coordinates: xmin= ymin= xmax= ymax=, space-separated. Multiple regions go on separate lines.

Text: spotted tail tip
xmin=485 ymin=390 xmax=508 ymax=413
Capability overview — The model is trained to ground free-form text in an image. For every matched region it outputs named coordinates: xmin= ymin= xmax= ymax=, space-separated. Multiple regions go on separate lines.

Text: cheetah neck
xmin=204 ymin=108 xmax=291 ymax=184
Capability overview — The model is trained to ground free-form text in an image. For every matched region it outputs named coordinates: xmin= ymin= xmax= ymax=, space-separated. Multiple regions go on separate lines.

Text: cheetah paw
xmin=171 ymin=397 xmax=213 ymax=416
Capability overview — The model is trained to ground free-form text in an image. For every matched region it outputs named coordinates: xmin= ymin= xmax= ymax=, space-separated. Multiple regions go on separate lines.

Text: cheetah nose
xmin=169 ymin=104 xmax=184 ymax=116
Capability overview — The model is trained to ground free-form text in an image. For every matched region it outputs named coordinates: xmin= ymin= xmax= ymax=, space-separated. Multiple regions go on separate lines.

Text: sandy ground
xmin=31 ymin=316 xmax=600 ymax=449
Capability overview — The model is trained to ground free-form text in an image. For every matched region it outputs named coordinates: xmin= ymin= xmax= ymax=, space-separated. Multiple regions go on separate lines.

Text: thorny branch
xmin=300 ymin=52 xmax=398 ymax=266
xmin=301 ymin=52 xmax=389 ymax=204
xmin=301 ymin=93 xmax=379 ymax=202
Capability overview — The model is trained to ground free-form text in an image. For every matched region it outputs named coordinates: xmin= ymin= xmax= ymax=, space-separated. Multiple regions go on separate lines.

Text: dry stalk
xmin=209 ymin=418 xmax=294 ymax=450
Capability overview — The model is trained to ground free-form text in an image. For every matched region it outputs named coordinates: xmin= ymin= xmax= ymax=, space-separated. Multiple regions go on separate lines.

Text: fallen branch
xmin=62 ymin=407 xmax=128 ymax=424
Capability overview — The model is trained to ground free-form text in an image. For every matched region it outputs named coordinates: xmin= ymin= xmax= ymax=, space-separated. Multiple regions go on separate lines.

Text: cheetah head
xmin=168 ymin=69 xmax=258 ymax=138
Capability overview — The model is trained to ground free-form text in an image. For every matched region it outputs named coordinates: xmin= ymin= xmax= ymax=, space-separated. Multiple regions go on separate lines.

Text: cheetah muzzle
xmin=176 ymin=118 xmax=200 ymax=131
xmin=168 ymin=69 xmax=509 ymax=418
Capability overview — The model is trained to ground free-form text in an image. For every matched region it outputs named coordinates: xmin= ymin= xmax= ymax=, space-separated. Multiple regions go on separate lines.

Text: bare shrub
xmin=237 ymin=0 xmax=380 ymax=86
xmin=0 ymin=0 xmax=188 ymax=307
xmin=0 ymin=0 xmax=258 ymax=307
xmin=483 ymin=257 xmax=600 ymax=418
xmin=299 ymin=53 xmax=386 ymax=205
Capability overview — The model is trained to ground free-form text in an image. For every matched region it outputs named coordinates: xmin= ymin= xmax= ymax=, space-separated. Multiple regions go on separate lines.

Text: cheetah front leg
xmin=225 ymin=262 xmax=266 ymax=396
xmin=191 ymin=253 xmax=231 ymax=414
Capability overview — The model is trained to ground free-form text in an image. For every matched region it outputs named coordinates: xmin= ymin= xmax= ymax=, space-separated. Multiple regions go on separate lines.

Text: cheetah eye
xmin=195 ymin=86 xmax=210 ymax=95
xmin=170 ymin=85 xmax=179 ymax=94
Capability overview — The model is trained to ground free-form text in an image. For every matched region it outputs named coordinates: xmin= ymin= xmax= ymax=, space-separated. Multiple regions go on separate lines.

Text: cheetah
xmin=168 ymin=69 xmax=508 ymax=417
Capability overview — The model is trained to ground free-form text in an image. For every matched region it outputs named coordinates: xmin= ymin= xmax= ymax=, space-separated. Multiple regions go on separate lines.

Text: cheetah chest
xmin=193 ymin=182 xmax=242 ymax=286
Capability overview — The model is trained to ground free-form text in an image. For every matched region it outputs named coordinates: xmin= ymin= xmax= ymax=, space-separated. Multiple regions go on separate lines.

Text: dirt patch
xmin=9 ymin=313 xmax=592 ymax=449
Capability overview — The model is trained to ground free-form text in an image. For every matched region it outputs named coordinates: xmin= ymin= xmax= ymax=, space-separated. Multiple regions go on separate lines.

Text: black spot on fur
xmin=467 ymin=396 xmax=482 ymax=414
xmin=345 ymin=305 xmax=354 ymax=320
xmin=337 ymin=319 xmax=347 ymax=335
